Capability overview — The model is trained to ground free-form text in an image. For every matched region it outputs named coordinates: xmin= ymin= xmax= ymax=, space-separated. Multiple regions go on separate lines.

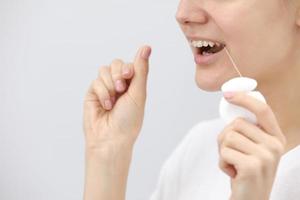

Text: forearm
xmin=83 ymin=142 xmax=134 ymax=200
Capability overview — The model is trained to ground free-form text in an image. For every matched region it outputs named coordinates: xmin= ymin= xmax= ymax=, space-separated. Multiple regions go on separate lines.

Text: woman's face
xmin=176 ymin=0 xmax=300 ymax=91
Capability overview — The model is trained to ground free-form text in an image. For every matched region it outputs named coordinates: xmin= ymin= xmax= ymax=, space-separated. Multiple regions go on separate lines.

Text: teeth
xmin=208 ymin=42 xmax=214 ymax=47
xmin=190 ymin=40 xmax=219 ymax=48
xmin=192 ymin=40 xmax=202 ymax=48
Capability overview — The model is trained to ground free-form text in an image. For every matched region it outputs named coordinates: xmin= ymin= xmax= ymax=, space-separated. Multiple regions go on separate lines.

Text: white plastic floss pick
xmin=219 ymin=46 xmax=267 ymax=125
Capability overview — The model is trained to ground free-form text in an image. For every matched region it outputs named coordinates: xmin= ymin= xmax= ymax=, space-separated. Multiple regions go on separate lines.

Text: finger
xmin=219 ymin=157 xmax=237 ymax=178
xmin=84 ymin=81 xmax=102 ymax=132
xmin=92 ymin=79 xmax=113 ymax=110
xmin=224 ymin=91 xmax=283 ymax=140
xmin=122 ymin=62 xmax=134 ymax=80
xmin=229 ymin=117 xmax=269 ymax=144
xmin=221 ymin=130 xmax=259 ymax=155
xmin=98 ymin=66 xmax=116 ymax=98
xmin=220 ymin=146 xmax=249 ymax=173
xmin=111 ymin=59 xmax=127 ymax=93
xmin=127 ymin=45 xmax=151 ymax=107
xmin=230 ymin=118 xmax=285 ymax=159
xmin=217 ymin=124 xmax=236 ymax=152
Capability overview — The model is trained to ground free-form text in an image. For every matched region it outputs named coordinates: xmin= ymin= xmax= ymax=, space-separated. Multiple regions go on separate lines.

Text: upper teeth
xmin=190 ymin=40 xmax=220 ymax=48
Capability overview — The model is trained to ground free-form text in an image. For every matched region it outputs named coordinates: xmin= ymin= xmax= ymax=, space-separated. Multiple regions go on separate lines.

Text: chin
xmin=195 ymin=80 xmax=221 ymax=92
xmin=194 ymin=68 xmax=233 ymax=92
xmin=194 ymin=74 xmax=222 ymax=92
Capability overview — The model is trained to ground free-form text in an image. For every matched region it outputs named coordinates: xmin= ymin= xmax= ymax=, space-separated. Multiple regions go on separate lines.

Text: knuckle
xmin=269 ymin=138 xmax=285 ymax=156
xmin=228 ymin=120 xmax=238 ymax=131
xmin=92 ymin=79 xmax=107 ymax=96
xmin=111 ymin=59 xmax=124 ymax=78
xmin=111 ymin=58 xmax=123 ymax=66
xmin=220 ymin=148 xmax=226 ymax=157
xmin=260 ymin=150 xmax=276 ymax=166
xmin=128 ymin=62 xmax=134 ymax=68
xmin=111 ymin=71 xmax=120 ymax=80
xmin=217 ymin=133 xmax=224 ymax=145
xmin=112 ymin=73 xmax=122 ymax=81
xmin=98 ymin=65 xmax=109 ymax=75
xmin=105 ymin=84 xmax=116 ymax=96
xmin=100 ymin=75 xmax=114 ymax=92
xmin=223 ymin=124 xmax=233 ymax=134
xmin=91 ymin=79 xmax=99 ymax=88
xmin=112 ymin=75 xmax=120 ymax=81
xmin=220 ymin=146 xmax=228 ymax=158
xmin=125 ymin=62 xmax=134 ymax=69
xmin=232 ymin=118 xmax=243 ymax=127
xmin=258 ymin=105 xmax=270 ymax=115
xmin=224 ymin=131 xmax=235 ymax=144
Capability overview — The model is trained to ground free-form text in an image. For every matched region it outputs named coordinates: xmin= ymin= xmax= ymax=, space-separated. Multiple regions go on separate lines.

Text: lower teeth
xmin=202 ymin=51 xmax=214 ymax=55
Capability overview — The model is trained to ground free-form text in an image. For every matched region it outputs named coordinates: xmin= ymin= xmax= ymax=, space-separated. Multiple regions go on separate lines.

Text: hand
xmin=83 ymin=45 xmax=152 ymax=151
xmin=217 ymin=91 xmax=287 ymax=200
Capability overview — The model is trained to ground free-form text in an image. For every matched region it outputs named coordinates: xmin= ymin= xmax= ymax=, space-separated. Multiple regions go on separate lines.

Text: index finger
xmin=224 ymin=91 xmax=283 ymax=139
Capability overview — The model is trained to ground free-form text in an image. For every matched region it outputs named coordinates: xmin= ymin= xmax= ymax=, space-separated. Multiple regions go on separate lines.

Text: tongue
xmin=202 ymin=51 xmax=214 ymax=56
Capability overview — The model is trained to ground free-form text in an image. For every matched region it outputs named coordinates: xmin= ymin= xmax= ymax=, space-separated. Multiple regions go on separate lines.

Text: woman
xmin=82 ymin=0 xmax=300 ymax=199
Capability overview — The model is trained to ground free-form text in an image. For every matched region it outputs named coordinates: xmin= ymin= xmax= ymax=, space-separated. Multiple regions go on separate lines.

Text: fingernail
xmin=122 ymin=66 xmax=130 ymax=75
xmin=104 ymin=99 xmax=112 ymax=110
xmin=223 ymin=91 xmax=235 ymax=99
xmin=111 ymin=96 xmax=116 ymax=104
xmin=140 ymin=47 xmax=151 ymax=60
xmin=116 ymin=80 xmax=124 ymax=91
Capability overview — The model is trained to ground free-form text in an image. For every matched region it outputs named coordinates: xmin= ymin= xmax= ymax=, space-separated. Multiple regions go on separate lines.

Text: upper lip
xmin=186 ymin=35 xmax=225 ymax=45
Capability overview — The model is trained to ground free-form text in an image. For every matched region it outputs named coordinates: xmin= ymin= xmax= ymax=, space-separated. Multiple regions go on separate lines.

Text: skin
xmin=175 ymin=0 xmax=300 ymax=152
xmin=217 ymin=92 xmax=286 ymax=200
xmin=83 ymin=0 xmax=300 ymax=199
xmin=83 ymin=46 xmax=151 ymax=200
xmin=175 ymin=0 xmax=300 ymax=198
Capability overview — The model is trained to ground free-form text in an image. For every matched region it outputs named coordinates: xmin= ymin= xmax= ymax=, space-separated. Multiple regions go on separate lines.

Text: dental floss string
xmin=213 ymin=19 xmax=243 ymax=77
xmin=224 ymin=46 xmax=243 ymax=78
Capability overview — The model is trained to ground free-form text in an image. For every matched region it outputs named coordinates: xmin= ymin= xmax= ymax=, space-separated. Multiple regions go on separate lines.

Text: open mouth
xmin=198 ymin=44 xmax=225 ymax=55
xmin=191 ymin=40 xmax=226 ymax=55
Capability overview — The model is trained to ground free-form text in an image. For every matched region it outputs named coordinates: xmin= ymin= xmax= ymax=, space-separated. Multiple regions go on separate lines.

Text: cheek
xmin=209 ymin=4 xmax=261 ymax=76
xmin=211 ymin=1 xmax=292 ymax=78
xmin=211 ymin=2 xmax=255 ymax=41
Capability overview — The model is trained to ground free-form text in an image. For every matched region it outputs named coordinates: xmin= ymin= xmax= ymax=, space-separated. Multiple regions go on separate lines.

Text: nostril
xmin=176 ymin=13 xmax=208 ymax=25
xmin=183 ymin=20 xmax=189 ymax=24
xmin=178 ymin=17 xmax=190 ymax=25
xmin=175 ymin=12 xmax=189 ymax=24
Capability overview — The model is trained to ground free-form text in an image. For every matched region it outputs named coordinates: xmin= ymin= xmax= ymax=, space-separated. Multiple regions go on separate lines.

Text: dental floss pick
xmin=219 ymin=45 xmax=267 ymax=125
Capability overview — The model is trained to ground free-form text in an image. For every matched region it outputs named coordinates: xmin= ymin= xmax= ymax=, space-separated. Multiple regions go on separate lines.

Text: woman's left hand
xmin=217 ymin=91 xmax=287 ymax=200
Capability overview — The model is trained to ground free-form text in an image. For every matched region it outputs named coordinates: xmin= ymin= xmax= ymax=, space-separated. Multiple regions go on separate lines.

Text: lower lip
xmin=194 ymin=50 xmax=223 ymax=66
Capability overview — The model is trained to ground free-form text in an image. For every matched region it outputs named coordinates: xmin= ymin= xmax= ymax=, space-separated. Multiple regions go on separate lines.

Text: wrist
xmin=84 ymin=140 xmax=133 ymax=200
xmin=85 ymin=139 xmax=134 ymax=164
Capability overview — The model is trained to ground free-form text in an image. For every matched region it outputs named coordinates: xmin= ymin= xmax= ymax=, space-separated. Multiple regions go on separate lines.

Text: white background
xmin=0 ymin=0 xmax=221 ymax=199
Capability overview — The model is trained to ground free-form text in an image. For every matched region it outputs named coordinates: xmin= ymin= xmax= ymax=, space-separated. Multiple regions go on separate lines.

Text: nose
xmin=175 ymin=0 xmax=208 ymax=25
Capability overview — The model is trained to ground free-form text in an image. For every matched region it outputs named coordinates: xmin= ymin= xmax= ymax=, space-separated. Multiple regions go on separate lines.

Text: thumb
xmin=127 ymin=45 xmax=152 ymax=107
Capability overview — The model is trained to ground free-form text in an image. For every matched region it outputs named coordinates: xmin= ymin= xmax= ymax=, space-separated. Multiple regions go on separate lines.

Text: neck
xmin=257 ymin=63 xmax=300 ymax=154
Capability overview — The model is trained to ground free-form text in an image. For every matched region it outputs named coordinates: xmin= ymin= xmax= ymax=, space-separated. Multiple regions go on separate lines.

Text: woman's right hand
xmin=83 ymin=46 xmax=152 ymax=151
